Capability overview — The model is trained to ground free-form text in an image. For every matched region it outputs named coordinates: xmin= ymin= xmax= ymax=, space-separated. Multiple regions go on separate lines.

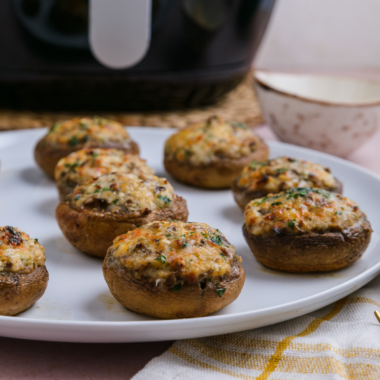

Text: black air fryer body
xmin=0 ymin=0 xmax=275 ymax=111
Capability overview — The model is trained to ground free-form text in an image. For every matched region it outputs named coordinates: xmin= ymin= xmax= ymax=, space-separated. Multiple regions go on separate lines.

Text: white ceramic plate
xmin=0 ymin=127 xmax=380 ymax=343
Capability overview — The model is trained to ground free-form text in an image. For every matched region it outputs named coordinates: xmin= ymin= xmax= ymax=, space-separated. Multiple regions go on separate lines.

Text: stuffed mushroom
xmin=233 ymin=157 xmax=343 ymax=210
xmin=56 ymin=172 xmax=189 ymax=258
xmin=243 ymin=188 xmax=372 ymax=272
xmin=35 ymin=116 xmax=139 ymax=179
xmin=55 ymin=148 xmax=154 ymax=200
xmin=103 ymin=221 xmax=245 ymax=318
xmin=164 ymin=116 xmax=269 ymax=189
xmin=0 ymin=226 xmax=49 ymax=316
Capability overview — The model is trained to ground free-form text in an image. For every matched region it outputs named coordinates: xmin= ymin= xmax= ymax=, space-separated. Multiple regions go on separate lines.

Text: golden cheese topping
xmin=107 ymin=221 xmax=242 ymax=289
xmin=55 ymin=148 xmax=153 ymax=186
xmin=244 ymin=188 xmax=371 ymax=237
xmin=43 ymin=117 xmax=131 ymax=148
xmin=67 ymin=172 xmax=175 ymax=217
xmin=237 ymin=157 xmax=338 ymax=193
xmin=0 ymin=226 xmax=46 ymax=274
xmin=164 ymin=116 xmax=262 ymax=166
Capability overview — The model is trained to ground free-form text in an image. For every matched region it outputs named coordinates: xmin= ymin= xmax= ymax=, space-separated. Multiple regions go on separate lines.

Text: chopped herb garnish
xmin=165 ymin=233 xmax=171 ymax=237
xmin=184 ymin=149 xmax=192 ymax=157
xmin=182 ymin=242 xmax=188 ymax=248
xmin=336 ymin=211 xmax=342 ymax=215
xmin=216 ymin=288 xmax=226 ymax=297
xmin=286 ymin=219 xmax=296 ymax=229
xmin=276 ymin=168 xmax=287 ymax=174
xmin=94 ymin=189 xmax=100 ymax=194
xmin=271 ymin=202 xmax=282 ymax=206
xmin=34 ymin=238 xmax=39 ymax=243
xmin=181 ymin=234 xmax=186 ymax=237
xmin=69 ymin=136 xmax=79 ymax=146
xmin=155 ymin=255 xmax=166 ymax=264
xmin=113 ymin=199 xmax=119 ymax=205
xmin=220 ymin=253 xmax=226 ymax=260
xmin=74 ymin=195 xmax=81 ymax=200
xmin=8 ymin=226 xmax=17 ymax=235
xmin=8 ymin=237 xmax=21 ymax=245
xmin=210 ymin=235 xmax=222 ymax=246
xmin=255 ymin=196 xmax=268 ymax=206
xmin=173 ymin=284 xmax=182 ymax=292
xmin=157 ymin=195 xmax=171 ymax=204
xmin=249 ymin=160 xmax=269 ymax=169
xmin=49 ymin=123 xmax=59 ymax=132
xmin=65 ymin=161 xmax=80 ymax=170
xmin=103 ymin=188 xmax=110 ymax=192
xmin=286 ymin=188 xmax=309 ymax=199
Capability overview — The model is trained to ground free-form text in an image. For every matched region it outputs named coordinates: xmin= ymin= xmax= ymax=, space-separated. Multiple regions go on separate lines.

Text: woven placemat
xmin=0 ymin=73 xmax=263 ymax=131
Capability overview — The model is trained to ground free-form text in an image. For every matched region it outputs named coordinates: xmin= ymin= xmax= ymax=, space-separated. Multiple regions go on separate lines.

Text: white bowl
xmin=254 ymin=71 xmax=380 ymax=157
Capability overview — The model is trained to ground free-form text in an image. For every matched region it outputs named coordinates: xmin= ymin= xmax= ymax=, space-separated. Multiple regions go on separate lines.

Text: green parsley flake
xmin=210 ymin=235 xmax=222 ymax=246
xmin=286 ymin=219 xmax=296 ymax=229
xmin=155 ymin=255 xmax=166 ymax=264
xmin=113 ymin=199 xmax=119 ymax=205
xmin=173 ymin=284 xmax=182 ymax=292
xmin=69 ymin=136 xmax=79 ymax=146
xmin=216 ymin=288 xmax=226 ymax=297
xmin=254 ymin=196 xmax=268 ymax=206
xmin=157 ymin=195 xmax=171 ymax=204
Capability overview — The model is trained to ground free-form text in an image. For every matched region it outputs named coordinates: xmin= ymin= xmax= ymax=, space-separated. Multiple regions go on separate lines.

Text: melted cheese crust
xmin=0 ymin=226 xmax=45 ymax=274
xmin=164 ymin=116 xmax=261 ymax=166
xmin=68 ymin=172 xmax=175 ymax=217
xmin=244 ymin=188 xmax=371 ymax=237
xmin=237 ymin=157 xmax=338 ymax=193
xmin=55 ymin=148 xmax=153 ymax=186
xmin=43 ymin=117 xmax=130 ymax=148
xmin=108 ymin=221 xmax=242 ymax=286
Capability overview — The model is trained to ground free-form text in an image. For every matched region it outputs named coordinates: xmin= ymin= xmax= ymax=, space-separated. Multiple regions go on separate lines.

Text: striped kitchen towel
xmin=132 ymin=275 xmax=380 ymax=380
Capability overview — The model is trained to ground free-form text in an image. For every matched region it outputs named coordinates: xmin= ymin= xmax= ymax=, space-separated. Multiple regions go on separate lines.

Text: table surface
xmin=1 ymin=125 xmax=380 ymax=380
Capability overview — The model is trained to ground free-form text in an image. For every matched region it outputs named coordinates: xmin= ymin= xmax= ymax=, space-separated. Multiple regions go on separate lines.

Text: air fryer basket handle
xmin=89 ymin=0 xmax=151 ymax=69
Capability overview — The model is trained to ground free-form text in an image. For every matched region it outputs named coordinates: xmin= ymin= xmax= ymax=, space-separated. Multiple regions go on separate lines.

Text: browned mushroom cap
xmin=103 ymin=220 xmax=245 ymax=318
xmin=54 ymin=148 xmax=153 ymax=200
xmin=164 ymin=116 xmax=269 ymax=189
xmin=232 ymin=157 xmax=343 ymax=210
xmin=34 ymin=116 xmax=139 ymax=179
xmin=243 ymin=188 xmax=371 ymax=272
xmin=56 ymin=172 xmax=188 ymax=258
xmin=0 ymin=226 xmax=48 ymax=315
xmin=0 ymin=266 xmax=49 ymax=316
